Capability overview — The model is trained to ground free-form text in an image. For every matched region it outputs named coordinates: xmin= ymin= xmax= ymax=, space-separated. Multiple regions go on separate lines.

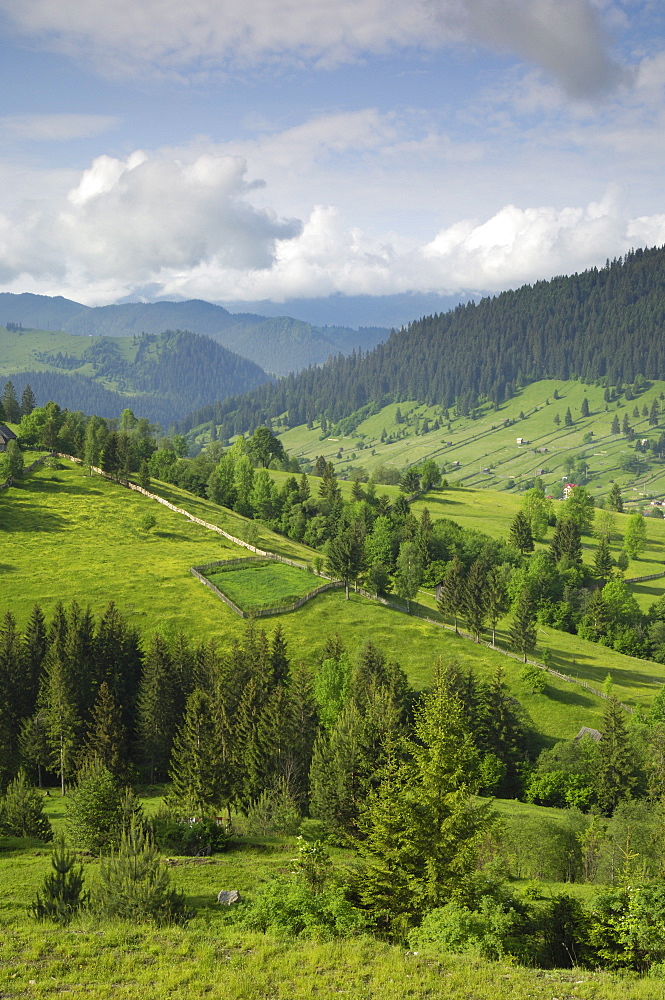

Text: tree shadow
xmin=0 ymin=563 xmax=16 ymax=572
xmin=0 ymin=503 xmax=67 ymax=531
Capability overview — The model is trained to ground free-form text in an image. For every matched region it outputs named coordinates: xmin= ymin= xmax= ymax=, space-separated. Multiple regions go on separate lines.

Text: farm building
xmin=0 ymin=425 xmax=17 ymax=452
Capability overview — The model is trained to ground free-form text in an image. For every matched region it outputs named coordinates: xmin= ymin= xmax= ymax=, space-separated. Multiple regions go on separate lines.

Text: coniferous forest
xmin=179 ymin=246 xmax=665 ymax=437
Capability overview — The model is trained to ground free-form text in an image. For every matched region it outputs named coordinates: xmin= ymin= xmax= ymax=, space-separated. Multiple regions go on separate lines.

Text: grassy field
xmin=206 ymin=560 xmax=324 ymax=611
xmin=1 ymin=789 xmax=664 ymax=1000
xmin=2 ymin=791 xmax=665 ymax=1000
xmin=5 ymin=456 xmax=665 ymax=740
xmin=266 ymin=378 xmax=665 ymax=504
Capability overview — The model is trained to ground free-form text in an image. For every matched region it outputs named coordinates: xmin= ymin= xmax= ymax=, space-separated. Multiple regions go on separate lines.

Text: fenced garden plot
xmin=192 ymin=558 xmax=341 ymax=617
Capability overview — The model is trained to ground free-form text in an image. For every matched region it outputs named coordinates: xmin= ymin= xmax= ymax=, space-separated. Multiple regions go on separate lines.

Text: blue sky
xmin=0 ymin=0 xmax=664 ymax=321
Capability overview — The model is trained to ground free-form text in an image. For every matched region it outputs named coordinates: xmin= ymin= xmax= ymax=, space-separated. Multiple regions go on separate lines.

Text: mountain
xmin=176 ymin=245 xmax=665 ymax=437
xmin=1 ymin=327 xmax=269 ymax=427
xmin=0 ymin=294 xmax=390 ymax=376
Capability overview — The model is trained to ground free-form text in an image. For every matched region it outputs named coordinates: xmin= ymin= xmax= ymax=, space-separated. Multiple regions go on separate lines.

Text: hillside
xmin=0 ymin=326 xmax=269 ymax=426
xmin=178 ymin=245 xmax=665 ymax=435
xmin=0 ymin=293 xmax=389 ymax=376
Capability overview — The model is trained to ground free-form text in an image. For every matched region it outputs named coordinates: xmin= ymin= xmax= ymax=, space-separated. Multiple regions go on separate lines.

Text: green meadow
xmin=270 ymin=378 xmax=665 ymax=503
xmin=205 ymin=560 xmax=327 ymax=612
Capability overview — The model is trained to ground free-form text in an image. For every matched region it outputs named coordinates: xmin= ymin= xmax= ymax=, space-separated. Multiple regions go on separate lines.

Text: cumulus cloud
xmin=0 ymin=149 xmax=301 ymax=293
xmin=154 ymin=190 xmax=665 ymax=304
xmin=0 ymin=0 xmax=623 ymax=97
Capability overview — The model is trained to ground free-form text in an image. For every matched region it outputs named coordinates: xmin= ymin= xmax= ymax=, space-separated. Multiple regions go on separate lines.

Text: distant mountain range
xmin=0 ymin=327 xmax=269 ymax=427
xmin=0 ymin=293 xmax=390 ymax=376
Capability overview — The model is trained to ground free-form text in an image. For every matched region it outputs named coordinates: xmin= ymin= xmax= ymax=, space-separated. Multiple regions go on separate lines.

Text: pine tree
xmin=594 ymin=698 xmax=641 ymax=816
xmin=95 ymin=816 xmax=190 ymax=925
xmin=32 ymin=836 xmax=87 ymax=924
xmin=66 ymin=759 xmax=123 ymax=853
xmin=509 ymin=591 xmax=538 ymax=662
xmin=437 ymin=556 xmax=466 ymax=634
xmin=509 ymin=510 xmax=534 ymax=554
xmin=608 ymin=482 xmax=624 ymax=512
xmin=1 ymin=769 xmax=53 ymax=840
xmin=594 ymin=535 xmax=614 ymax=580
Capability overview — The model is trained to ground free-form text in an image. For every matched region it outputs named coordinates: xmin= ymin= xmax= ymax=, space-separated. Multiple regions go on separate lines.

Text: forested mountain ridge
xmin=1 ymin=328 xmax=269 ymax=426
xmin=0 ymin=293 xmax=389 ymax=376
xmin=178 ymin=245 xmax=665 ymax=436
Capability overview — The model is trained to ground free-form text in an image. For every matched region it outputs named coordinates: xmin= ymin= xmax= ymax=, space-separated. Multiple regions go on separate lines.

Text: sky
xmin=0 ymin=0 xmax=664 ymax=323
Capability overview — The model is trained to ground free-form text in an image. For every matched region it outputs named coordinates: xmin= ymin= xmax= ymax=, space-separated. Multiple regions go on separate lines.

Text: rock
xmin=217 ymin=889 xmax=241 ymax=906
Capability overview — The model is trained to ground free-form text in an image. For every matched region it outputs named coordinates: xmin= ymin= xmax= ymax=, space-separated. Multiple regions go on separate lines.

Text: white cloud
xmin=0 ymin=0 xmax=624 ymax=97
xmin=0 ymin=113 xmax=119 ymax=141
xmin=0 ymin=149 xmax=302 ymax=293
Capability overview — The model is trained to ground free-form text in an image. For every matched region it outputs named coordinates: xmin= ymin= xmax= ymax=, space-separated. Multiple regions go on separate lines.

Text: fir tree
xmin=462 ymin=558 xmax=487 ymax=641
xmin=594 ymin=535 xmax=614 ymax=581
xmin=20 ymin=383 xmax=36 ymax=417
xmin=509 ymin=591 xmax=538 ymax=663
xmin=509 ymin=510 xmax=534 ymax=554
xmin=594 ymin=698 xmax=641 ymax=816
xmin=436 ymin=556 xmax=466 ymax=634
xmin=564 ymin=407 xmax=574 ymax=427
xmin=32 ymin=836 xmax=87 ymax=924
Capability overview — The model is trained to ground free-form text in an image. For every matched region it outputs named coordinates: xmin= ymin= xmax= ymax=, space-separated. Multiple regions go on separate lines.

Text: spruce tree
xmin=168 ymin=688 xmax=226 ymax=813
xmin=462 ymin=558 xmax=487 ymax=641
xmin=20 ymin=383 xmax=36 ymax=417
xmin=594 ymin=698 xmax=641 ymax=815
xmin=138 ymin=634 xmax=177 ymax=782
xmin=82 ymin=682 xmax=129 ymax=782
xmin=509 ymin=510 xmax=534 ymax=554
xmin=594 ymin=535 xmax=614 ymax=580
xmin=32 ymin=836 xmax=87 ymax=924
xmin=355 ymin=666 xmax=493 ymax=926
xmin=436 ymin=556 xmax=466 ymax=634
xmin=43 ymin=656 xmax=79 ymax=796
xmin=509 ymin=591 xmax=538 ymax=663
xmin=485 ymin=566 xmax=509 ymax=646
xmin=607 ymin=482 xmax=624 ymax=512
xmin=1 ymin=380 xmax=20 ymax=422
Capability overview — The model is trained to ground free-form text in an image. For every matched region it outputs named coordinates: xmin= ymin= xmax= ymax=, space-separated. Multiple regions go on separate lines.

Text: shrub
xmin=66 ymin=759 xmax=123 ymax=854
xmin=244 ymin=779 xmax=301 ymax=836
xmin=31 ymin=836 xmax=87 ymax=924
xmin=410 ymin=894 xmax=530 ymax=962
xmin=1 ymin=769 xmax=53 ymax=841
xmin=151 ymin=806 xmax=228 ymax=856
xmin=94 ymin=816 xmax=191 ymax=926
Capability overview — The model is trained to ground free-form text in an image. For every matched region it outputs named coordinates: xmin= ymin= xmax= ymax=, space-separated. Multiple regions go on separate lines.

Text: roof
xmin=574 ymin=726 xmax=602 ymax=742
xmin=0 ymin=425 xmax=17 ymax=442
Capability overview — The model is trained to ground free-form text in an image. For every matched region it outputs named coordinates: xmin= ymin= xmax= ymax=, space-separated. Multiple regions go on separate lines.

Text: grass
xmin=2 ymin=807 xmax=665 ymax=999
xmin=4 ymin=456 xmax=665 ymax=741
xmin=269 ymin=378 xmax=665 ymax=504
xmin=205 ymin=560 xmax=324 ymax=612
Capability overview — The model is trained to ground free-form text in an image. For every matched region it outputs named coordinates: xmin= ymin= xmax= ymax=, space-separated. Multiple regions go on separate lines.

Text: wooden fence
xmin=190 ymin=558 xmax=343 ymax=619
xmin=57 ymin=453 xmax=640 ymax=713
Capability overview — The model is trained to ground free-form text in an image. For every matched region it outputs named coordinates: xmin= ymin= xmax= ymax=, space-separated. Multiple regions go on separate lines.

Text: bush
xmin=151 ymin=806 xmax=228 ymax=856
xmin=0 ymin=769 xmax=53 ymax=841
xmin=410 ymin=894 xmax=530 ymax=961
xmin=66 ymin=759 xmax=123 ymax=854
xmin=244 ymin=779 xmax=301 ymax=836
xmin=94 ymin=816 xmax=191 ymax=926
xmin=243 ymin=878 xmax=365 ymax=940
xmin=32 ymin=836 xmax=87 ymax=924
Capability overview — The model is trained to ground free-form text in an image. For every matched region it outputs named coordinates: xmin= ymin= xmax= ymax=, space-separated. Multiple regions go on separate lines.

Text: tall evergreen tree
xmin=509 ymin=591 xmax=538 ymax=663
xmin=594 ymin=698 xmax=641 ymax=816
xmin=436 ymin=556 xmax=466 ymax=634
xmin=510 ymin=510 xmax=534 ymax=554
xmin=168 ymin=688 xmax=226 ymax=812
xmin=462 ymin=558 xmax=488 ymax=641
